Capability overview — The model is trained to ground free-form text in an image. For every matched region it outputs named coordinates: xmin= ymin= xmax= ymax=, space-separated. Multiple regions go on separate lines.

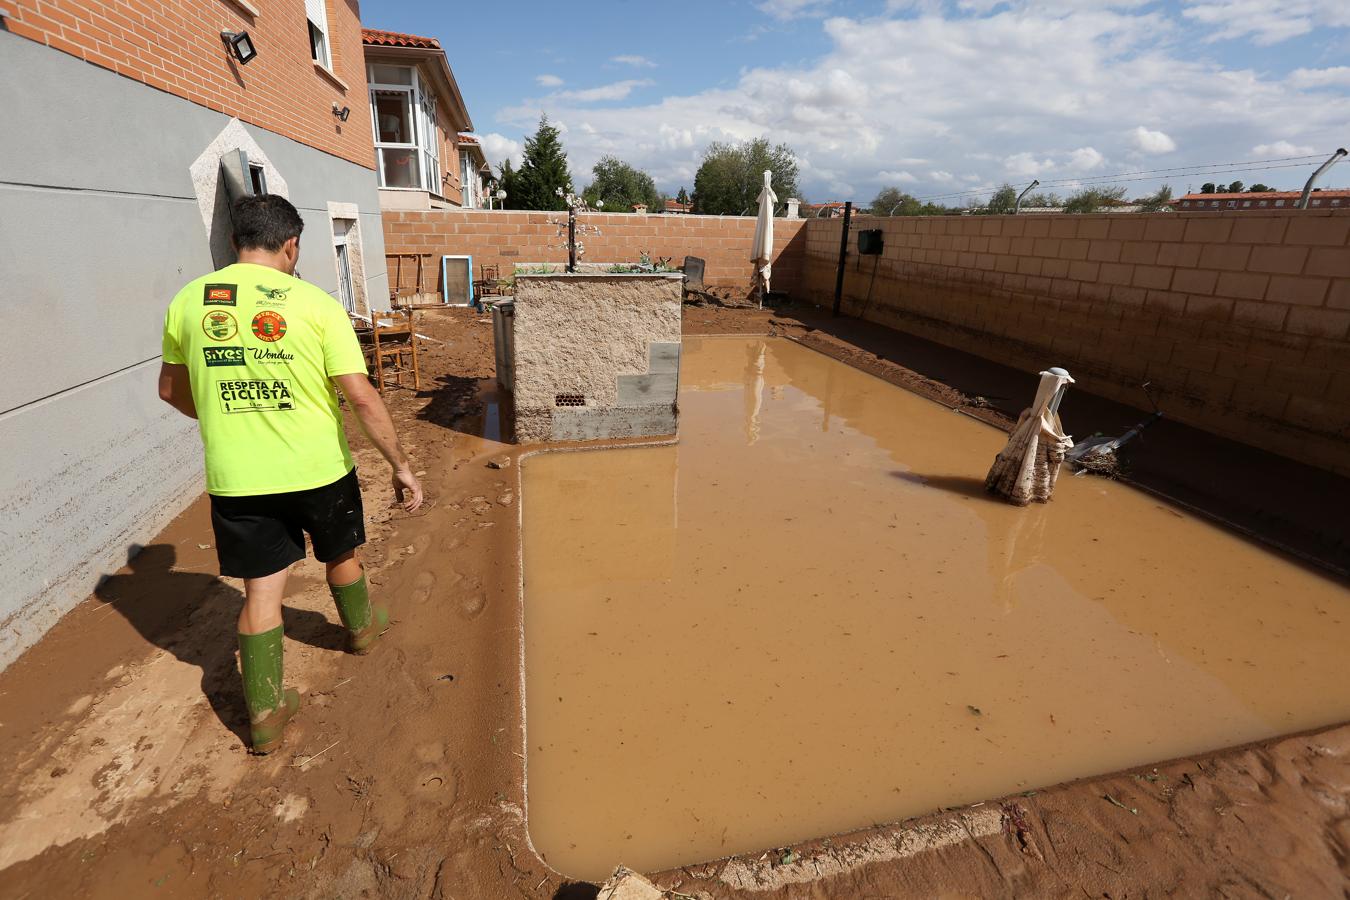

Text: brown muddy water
xmin=521 ymin=336 xmax=1350 ymax=882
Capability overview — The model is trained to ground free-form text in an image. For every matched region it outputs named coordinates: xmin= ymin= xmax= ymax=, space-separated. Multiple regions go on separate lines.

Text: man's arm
xmin=157 ymin=363 xmax=197 ymax=419
xmin=332 ymin=373 xmax=424 ymax=512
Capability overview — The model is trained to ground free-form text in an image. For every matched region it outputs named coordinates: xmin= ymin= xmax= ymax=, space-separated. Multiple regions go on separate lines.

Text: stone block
xmin=617 ymin=372 xmax=678 ymax=406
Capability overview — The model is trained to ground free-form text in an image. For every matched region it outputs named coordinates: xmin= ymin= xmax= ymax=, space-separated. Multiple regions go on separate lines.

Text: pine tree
xmin=677 ymin=187 xmax=689 ymax=206
xmin=497 ymin=159 xmax=520 ymax=209
xmin=515 ymin=115 xmax=573 ymax=211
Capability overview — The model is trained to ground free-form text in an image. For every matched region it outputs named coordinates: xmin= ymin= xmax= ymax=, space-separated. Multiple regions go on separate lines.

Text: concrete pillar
xmin=785 ymin=198 xmax=801 ymax=219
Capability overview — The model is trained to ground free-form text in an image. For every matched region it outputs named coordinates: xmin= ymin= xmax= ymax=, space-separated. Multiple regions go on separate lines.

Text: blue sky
xmin=366 ymin=0 xmax=1350 ymax=203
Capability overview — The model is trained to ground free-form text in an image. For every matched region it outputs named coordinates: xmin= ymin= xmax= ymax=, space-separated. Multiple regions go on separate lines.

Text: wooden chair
xmin=474 ymin=263 xmax=503 ymax=299
xmin=359 ymin=310 xmax=421 ymax=393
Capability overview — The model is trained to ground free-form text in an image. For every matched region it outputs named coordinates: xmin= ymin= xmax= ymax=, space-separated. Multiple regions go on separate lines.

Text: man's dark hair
xmin=231 ymin=194 xmax=304 ymax=252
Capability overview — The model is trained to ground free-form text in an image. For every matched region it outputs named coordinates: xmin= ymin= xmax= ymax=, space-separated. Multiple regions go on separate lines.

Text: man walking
xmin=159 ymin=194 xmax=423 ymax=754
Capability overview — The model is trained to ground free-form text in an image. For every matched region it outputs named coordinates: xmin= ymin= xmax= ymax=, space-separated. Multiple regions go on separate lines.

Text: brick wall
xmin=800 ymin=210 xmax=1350 ymax=476
xmin=382 ymin=209 xmax=808 ymax=295
xmin=4 ymin=0 xmax=374 ymax=168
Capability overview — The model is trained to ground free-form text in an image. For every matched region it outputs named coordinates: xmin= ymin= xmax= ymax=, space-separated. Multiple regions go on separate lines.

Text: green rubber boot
xmin=330 ymin=573 xmax=389 ymax=655
xmin=238 ymin=625 xmax=300 ymax=755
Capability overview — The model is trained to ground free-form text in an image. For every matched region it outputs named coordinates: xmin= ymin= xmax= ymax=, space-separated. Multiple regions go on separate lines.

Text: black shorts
xmin=209 ymin=467 xmax=366 ymax=579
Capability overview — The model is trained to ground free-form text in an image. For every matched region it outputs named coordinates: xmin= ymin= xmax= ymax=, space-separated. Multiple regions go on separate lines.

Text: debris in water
xmin=487 ymin=456 xmax=512 ymax=470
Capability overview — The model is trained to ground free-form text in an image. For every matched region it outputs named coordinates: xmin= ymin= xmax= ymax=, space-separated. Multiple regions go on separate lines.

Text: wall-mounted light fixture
xmin=331 ymin=103 xmax=351 ymax=122
xmin=221 ymin=30 xmax=256 ymax=65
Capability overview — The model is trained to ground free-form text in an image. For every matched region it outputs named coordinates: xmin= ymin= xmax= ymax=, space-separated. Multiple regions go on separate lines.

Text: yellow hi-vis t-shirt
xmin=161 ymin=262 xmax=368 ymax=496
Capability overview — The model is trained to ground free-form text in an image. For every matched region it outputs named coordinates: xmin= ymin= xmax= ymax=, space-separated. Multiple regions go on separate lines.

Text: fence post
xmin=832 ymin=202 xmax=853 ymax=317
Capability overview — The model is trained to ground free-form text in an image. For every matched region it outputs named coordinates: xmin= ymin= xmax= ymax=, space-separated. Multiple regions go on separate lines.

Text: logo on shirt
xmin=255 ymin=285 xmax=291 ymax=306
xmin=252 ymin=347 xmax=295 ymax=365
xmin=251 ymin=311 xmax=288 ymax=343
xmin=203 ymin=346 xmax=245 ymax=367
xmin=203 ymin=283 xmax=237 ymax=306
xmin=216 ymin=379 xmax=295 ymax=413
xmin=202 ymin=311 xmax=239 ymax=342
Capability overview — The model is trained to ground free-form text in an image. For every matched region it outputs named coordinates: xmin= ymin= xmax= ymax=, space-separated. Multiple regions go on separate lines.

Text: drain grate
xmin=555 ymin=393 xmax=586 ymax=407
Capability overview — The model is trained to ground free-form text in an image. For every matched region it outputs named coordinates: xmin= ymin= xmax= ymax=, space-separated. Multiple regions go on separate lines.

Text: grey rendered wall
xmin=0 ymin=33 xmax=388 ymax=669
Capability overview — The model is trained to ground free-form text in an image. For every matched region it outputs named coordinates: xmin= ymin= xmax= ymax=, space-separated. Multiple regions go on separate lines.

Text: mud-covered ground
xmin=0 ymin=303 xmax=1346 ymax=900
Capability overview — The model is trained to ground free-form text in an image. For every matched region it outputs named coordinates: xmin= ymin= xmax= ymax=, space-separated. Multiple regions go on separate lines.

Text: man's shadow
xmin=94 ymin=544 xmax=349 ymax=748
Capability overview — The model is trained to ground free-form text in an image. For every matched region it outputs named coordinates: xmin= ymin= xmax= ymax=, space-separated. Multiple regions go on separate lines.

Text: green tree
xmin=676 ymin=187 xmax=690 ymax=206
xmin=870 ymin=186 xmax=949 ymax=216
xmin=1023 ymin=192 xmax=1063 ymax=208
xmin=1249 ymin=183 xmax=1273 ymax=192
xmin=497 ymin=158 xmax=520 ymax=209
xmin=1063 ymin=185 xmax=1127 ymax=213
xmin=1136 ymin=184 xmax=1174 ymax=213
xmin=1227 ymin=180 xmax=1245 ymax=193
xmin=581 ymin=156 xmax=662 ymax=212
xmin=692 ymin=138 xmax=800 ymax=215
xmin=514 ymin=115 xmax=573 ymax=211
xmin=981 ymin=183 xmax=1018 ymax=215
xmin=1200 ymin=182 xmax=1216 ymax=194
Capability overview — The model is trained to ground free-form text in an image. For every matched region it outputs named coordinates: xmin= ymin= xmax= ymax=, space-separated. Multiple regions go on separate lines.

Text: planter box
xmin=496 ymin=274 xmax=683 ymax=443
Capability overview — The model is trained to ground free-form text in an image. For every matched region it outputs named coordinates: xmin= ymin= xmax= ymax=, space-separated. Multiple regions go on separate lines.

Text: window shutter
xmin=305 ymin=0 xmax=326 ymax=29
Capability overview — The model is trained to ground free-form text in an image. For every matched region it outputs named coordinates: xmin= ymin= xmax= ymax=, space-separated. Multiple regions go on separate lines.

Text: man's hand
xmin=393 ymin=465 xmax=424 ymax=512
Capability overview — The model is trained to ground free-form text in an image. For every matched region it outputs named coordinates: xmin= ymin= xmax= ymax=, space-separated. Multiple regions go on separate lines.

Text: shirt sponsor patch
xmin=203 ymin=283 xmax=237 ymax=306
xmin=251 ymin=311 xmax=287 ymax=343
xmin=203 ymin=346 xmax=245 ymax=367
xmin=202 ymin=310 xmax=239 ymax=342
xmin=255 ymin=284 xmax=291 ymax=306
xmin=216 ymin=379 xmax=295 ymax=413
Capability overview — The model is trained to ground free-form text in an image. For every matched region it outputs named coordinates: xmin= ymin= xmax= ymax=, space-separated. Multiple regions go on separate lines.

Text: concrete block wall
xmin=799 ymin=210 xmax=1350 ymax=476
xmin=509 ymin=275 xmax=683 ymax=443
xmin=381 ymin=210 xmax=807 ymax=297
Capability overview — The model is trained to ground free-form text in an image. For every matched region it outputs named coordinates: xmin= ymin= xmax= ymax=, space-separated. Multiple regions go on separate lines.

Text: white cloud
xmin=1067 ymin=147 xmax=1105 ymax=171
xmin=612 ymin=55 xmax=656 ymax=68
xmin=479 ymin=133 xmax=523 ymax=167
xmin=536 ymin=74 xmax=563 ymax=88
xmin=552 ymin=79 xmax=653 ymax=103
xmin=1129 ymin=126 xmax=1177 ymax=154
xmin=1004 ymin=152 xmax=1054 ymax=177
xmin=1286 ymin=67 xmax=1350 ymax=89
xmin=1180 ymin=0 xmax=1350 ymax=45
xmin=1252 ymin=141 xmax=1317 ymax=157
xmin=758 ymin=0 xmax=833 ymax=20
xmin=491 ymin=5 xmax=1350 ymax=199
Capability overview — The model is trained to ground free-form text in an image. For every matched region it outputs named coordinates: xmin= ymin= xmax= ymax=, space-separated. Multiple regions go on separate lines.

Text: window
xmin=1275 ymin=199 xmax=1285 ymax=207
xmin=1226 ymin=200 xmax=1236 ymax=208
xmin=305 ymin=0 xmax=331 ymax=68
xmin=1259 ymin=200 xmax=1268 ymax=207
xmin=333 ymin=219 xmax=356 ymax=313
xmin=1210 ymin=200 xmax=1219 ymax=208
xmin=460 ymin=150 xmax=477 ymax=208
xmin=1242 ymin=200 xmax=1251 ymax=207
xmin=249 ymin=163 xmax=266 ymax=195
xmin=368 ymin=64 xmax=442 ymax=192
xmin=1312 ymin=199 xmax=1322 ymax=206
xmin=1334 ymin=199 xmax=1343 ymax=206
xmin=1182 ymin=201 xmax=1191 ymax=208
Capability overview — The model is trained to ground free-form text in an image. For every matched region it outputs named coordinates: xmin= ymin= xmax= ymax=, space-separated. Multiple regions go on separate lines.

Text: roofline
xmin=363 ymin=43 xmax=473 ymax=133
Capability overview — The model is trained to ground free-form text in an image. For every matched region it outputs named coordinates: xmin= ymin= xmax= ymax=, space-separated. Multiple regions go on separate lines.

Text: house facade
xmin=362 ymin=28 xmax=486 ymax=210
xmin=0 ymin=0 xmax=390 ymax=669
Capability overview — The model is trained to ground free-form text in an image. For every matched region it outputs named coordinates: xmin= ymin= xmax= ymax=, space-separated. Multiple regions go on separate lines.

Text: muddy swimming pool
xmin=520 ymin=336 xmax=1350 ymax=882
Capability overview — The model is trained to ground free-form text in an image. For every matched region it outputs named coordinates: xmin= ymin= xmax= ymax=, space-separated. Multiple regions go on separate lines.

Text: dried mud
xmin=0 ymin=305 xmax=1345 ymax=899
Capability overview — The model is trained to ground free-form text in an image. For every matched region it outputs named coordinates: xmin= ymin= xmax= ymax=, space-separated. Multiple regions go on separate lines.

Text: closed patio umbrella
xmin=985 ymin=368 xmax=1074 ymax=506
xmin=750 ymin=170 xmax=777 ymax=309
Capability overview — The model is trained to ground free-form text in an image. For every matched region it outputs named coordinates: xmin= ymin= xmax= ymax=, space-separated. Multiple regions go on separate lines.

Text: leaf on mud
xmin=967 ymin=705 xmax=982 ymax=716
xmin=775 ymin=849 xmax=797 ymax=867
xmin=1103 ymin=794 xmax=1138 ymax=815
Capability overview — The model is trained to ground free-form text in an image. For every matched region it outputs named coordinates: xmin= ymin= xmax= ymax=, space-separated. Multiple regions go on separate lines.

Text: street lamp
xmin=1014 ymin=179 xmax=1040 ymax=214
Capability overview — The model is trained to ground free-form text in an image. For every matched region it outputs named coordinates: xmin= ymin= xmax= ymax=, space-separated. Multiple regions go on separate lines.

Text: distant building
xmin=1177 ymin=190 xmax=1350 ymax=211
xmin=663 ymin=198 xmax=691 ymax=214
xmin=363 ymin=28 xmax=478 ymax=210
xmin=803 ymin=201 xmax=851 ymax=218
